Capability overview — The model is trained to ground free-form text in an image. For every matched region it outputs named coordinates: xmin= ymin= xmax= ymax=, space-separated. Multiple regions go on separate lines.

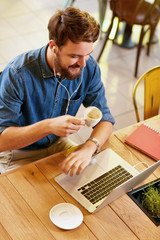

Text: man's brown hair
xmin=48 ymin=6 xmax=100 ymax=47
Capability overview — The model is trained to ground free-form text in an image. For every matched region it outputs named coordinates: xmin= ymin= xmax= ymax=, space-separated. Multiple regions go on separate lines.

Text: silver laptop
xmin=55 ymin=148 xmax=160 ymax=213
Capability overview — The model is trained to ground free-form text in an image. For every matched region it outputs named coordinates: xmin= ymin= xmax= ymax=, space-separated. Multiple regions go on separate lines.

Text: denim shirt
xmin=0 ymin=44 xmax=115 ymax=149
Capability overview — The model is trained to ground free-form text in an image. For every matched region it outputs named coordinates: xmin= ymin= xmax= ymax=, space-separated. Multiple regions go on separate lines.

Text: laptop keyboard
xmin=77 ymin=165 xmax=133 ymax=205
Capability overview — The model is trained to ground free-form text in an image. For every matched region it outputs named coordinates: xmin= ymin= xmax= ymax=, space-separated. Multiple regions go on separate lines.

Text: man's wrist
xmin=86 ymin=137 xmax=100 ymax=155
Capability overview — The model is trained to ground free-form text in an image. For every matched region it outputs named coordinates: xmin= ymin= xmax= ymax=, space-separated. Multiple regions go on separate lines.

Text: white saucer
xmin=49 ymin=203 xmax=83 ymax=230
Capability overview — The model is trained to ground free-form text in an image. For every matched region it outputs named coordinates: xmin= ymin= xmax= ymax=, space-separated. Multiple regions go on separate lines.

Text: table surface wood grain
xmin=0 ymin=115 xmax=160 ymax=240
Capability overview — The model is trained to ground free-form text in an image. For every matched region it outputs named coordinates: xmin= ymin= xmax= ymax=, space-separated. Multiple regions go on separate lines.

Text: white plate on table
xmin=49 ymin=203 xmax=83 ymax=230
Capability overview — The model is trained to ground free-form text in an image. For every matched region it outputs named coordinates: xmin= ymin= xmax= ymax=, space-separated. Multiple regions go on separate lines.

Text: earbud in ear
xmin=52 ymin=46 xmax=55 ymax=51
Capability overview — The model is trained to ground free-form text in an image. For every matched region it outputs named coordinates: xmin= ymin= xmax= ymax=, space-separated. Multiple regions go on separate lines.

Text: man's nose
xmin=77 ymin=56 xmax=87 ymax=68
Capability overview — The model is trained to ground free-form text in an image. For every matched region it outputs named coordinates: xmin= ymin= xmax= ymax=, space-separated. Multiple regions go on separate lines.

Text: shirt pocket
xmin=61 ymin=94 xmax=84 ymax=116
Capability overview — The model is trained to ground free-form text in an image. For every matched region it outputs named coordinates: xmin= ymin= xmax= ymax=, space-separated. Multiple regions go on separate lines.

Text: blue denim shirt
xmin=0 ymin=44 xmax=115 ymax=149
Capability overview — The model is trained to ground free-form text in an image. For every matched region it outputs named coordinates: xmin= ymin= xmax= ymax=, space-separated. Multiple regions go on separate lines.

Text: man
xmin=0 ymin=7 xmax=115 ymax=175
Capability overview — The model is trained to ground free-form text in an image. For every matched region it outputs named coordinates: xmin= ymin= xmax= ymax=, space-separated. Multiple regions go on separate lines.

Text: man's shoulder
xmin=87 ymin=54 xmax=98 ymax=67
xmin=7 ymin=45 xmax=46 ymax=73
xmin=85 ymin=54 xmax=100 ymax=75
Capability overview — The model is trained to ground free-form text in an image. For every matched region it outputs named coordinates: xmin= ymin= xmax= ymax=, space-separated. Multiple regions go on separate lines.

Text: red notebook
xmin=125 ymin=123 xmax=160 ymax=161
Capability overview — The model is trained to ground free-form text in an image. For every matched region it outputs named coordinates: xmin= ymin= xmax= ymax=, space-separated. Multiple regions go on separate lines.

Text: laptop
xmin=55 ymin=148 xmax=160 ymax=213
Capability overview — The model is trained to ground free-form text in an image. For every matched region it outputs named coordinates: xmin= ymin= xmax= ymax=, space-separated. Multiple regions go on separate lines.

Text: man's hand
xmin=58 ymin=142 xmax=97 ymax=177
xmin=49 ymin=115 xmax=85 ymax=137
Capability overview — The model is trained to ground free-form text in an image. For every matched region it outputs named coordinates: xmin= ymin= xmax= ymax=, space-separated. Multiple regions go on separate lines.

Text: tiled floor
xmin=0 ymin=0 xmax=160 ymax=143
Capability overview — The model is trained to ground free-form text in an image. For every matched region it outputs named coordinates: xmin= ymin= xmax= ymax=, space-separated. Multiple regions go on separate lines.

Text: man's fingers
xmin=59 ymin=153 xmax=81 ymax=175
xmin=68 ymin=116 xmax=85 ymax=126
xmin=59 ymin=154 xmax=90 ymax=176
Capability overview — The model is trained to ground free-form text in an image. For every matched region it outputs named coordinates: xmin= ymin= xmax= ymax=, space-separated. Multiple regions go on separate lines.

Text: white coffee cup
xmin=84 ymin=106 xmax=102 ymax=127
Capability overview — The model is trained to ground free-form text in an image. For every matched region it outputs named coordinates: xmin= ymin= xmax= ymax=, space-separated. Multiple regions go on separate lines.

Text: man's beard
xmin=54 ymin=53 xmax=82 ymax=80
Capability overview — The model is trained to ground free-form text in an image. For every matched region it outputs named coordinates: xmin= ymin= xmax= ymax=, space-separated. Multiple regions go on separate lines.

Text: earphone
xmin=52 ymin=46 xmax=55 ymax=52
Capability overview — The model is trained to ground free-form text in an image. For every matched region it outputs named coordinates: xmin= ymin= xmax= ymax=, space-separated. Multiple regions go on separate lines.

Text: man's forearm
xmin=0 ymin=115 xmax=86 ymax=152
xmin=0 ymin=119 xmax=51 ymax=152
xmin=82 ymin=121 xmax=113 ymax=155
xmin=90 ymin=121 xmax=113 ymax=148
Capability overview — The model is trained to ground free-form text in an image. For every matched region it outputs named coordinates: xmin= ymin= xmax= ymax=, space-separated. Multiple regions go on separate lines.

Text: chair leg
xmin=62 ymin=0 xmax=75 ymax=8
xmin=114 ymin=20 xmax=120 ymax=40
xmin=147 ymin=25 xmax=156 ymax=56
xmin=135 ymin=26 xmax=145 ymax=77
xmin=97 ymin=16 xmax=115 ymax=62
xmin=98 ymin=0 xmax=108 ymax=36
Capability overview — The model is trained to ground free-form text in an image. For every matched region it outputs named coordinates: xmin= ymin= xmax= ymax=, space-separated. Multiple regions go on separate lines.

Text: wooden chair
xmin=97 ymin=0 xmax=160 ymax=77
xmin=133 ymin=66 xmax=160 ymax=122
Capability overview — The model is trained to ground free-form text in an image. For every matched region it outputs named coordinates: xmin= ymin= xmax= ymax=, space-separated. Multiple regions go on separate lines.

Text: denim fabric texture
xmin=0 ymin=44 xmax=115 ymax=150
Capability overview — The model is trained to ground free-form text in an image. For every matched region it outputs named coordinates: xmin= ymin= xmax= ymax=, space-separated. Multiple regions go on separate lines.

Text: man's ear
xmin=49 ymin=40 xmax=57 ymax=53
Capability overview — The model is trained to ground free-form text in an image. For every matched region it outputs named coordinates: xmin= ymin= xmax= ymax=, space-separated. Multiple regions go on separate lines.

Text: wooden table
xmin=0 ymin=116 xmax=160 ymax=240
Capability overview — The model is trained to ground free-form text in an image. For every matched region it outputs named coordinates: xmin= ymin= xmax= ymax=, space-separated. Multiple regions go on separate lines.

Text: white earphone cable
xmin=54 ymin=68 xmax=84 ymax=114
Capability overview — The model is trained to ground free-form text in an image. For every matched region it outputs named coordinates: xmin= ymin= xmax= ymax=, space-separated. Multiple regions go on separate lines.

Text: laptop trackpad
xmin=82 ymin=160 xmax=105 ymax=180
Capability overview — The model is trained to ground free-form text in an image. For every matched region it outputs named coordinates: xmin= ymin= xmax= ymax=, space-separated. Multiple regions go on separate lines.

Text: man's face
xmin=54 ymin=40 xmax=93 ymax=80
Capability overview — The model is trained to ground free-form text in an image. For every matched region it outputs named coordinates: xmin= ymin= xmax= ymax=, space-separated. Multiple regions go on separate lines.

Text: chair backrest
xmin=133 ymin=66 xmax=160 ymax=122
xmin=110 ymin=0 xmax=160 ymax=26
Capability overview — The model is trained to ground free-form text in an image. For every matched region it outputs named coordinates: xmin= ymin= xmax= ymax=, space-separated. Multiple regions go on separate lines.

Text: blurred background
xmin=0 ymin=0 xmax=159 ymax=143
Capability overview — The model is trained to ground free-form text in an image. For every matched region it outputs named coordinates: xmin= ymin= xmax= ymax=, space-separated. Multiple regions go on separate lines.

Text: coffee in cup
xmin=84 ymin=106 xmax=102 ymax=127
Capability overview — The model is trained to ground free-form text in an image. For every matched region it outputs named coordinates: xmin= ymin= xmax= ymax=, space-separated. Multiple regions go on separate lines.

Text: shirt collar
xmin=39 ymin=44 xmax=54 ymax=78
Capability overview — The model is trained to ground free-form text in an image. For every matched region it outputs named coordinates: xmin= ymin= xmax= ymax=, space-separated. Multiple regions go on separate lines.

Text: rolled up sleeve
xmin=83 ymin=59 xmax=115 ymax=125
